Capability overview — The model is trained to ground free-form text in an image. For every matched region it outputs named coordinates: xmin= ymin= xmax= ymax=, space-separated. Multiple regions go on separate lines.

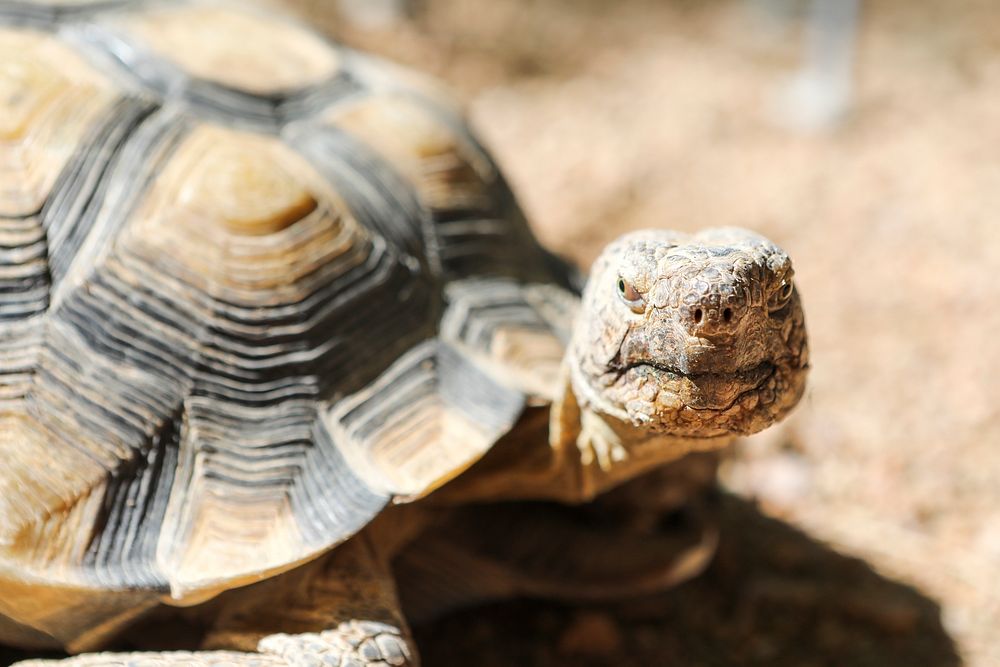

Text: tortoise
xmin=0 ymin=1 xmax=809 ymax=665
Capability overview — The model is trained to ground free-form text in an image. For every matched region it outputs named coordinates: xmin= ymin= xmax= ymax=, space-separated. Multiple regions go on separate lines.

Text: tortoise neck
xmin=427 ymin=370 xmax=733 ymax=506
xmin=547 ymin=375 xmax=734 ymax=503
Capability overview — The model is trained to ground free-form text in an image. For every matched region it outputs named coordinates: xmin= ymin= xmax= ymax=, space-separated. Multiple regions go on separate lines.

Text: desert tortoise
xmin=0 ymin=1 xmax=809 ymax=664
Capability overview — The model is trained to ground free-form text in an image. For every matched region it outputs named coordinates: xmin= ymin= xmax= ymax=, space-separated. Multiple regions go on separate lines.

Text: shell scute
xmin=115 ymin=5 xmax=341 ymax=95
xmin=0 ymin=0 xmax=574 ymax=649
xmin=0 ymin=29 xmax=117 ymax=216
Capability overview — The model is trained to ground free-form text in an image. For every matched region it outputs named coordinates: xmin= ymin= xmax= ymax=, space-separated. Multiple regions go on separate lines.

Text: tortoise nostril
xmin=690 ymin=304 xmax=740 ymax=332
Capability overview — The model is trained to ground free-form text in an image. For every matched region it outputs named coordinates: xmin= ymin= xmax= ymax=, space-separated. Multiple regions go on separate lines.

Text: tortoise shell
xmin=0 ymin=0 xmax=573 ymax=641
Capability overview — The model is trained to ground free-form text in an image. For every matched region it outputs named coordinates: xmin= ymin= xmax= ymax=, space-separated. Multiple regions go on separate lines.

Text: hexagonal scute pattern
xmin=0 ymin=0 xmax=573 ymax=648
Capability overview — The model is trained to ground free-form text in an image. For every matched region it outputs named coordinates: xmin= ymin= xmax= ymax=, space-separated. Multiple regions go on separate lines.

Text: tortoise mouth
xmin=622 ymin=360 xmax=777 ymax=412
xmin=626 ymin=359 xmax=775 ymax=381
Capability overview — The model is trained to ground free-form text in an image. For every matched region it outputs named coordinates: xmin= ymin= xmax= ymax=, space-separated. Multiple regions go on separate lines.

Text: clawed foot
xmin=15 ymin=622 xmax=415 ymax=667
xmin=260 ymin=620 xmax=413 ymax=667
xmin=15 ymin=651 xmax=282 ymax=666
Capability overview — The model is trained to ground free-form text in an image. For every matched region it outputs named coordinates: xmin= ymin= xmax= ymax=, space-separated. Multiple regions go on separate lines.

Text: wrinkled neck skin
xmin=546 ymin=368 xmax=734 ymax=503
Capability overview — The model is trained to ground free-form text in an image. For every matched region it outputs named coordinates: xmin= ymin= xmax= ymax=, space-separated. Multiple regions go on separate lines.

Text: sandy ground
xmin=276 ymin=0 xmax=1000 ymax=664
xmin=1 ymin=2 xmax=994 ymax=666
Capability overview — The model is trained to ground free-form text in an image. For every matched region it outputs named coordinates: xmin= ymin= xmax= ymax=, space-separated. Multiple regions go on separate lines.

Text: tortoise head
xmin=569 ymin=228 xmax=809 ymax=439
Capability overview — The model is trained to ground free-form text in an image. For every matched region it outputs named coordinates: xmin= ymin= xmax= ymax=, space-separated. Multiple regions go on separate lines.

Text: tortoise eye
xmin=617 ymin=278 xmax=644 ymax=313
xmin=768 ymin=279 xmax=794 ymax=312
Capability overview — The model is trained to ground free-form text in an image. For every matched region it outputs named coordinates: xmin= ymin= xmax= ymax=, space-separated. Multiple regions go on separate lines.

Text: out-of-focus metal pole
xmin=336 ymin=0 xmax=410 ymax=29
xmin=775 ymin=0 xmax=861 ymax=131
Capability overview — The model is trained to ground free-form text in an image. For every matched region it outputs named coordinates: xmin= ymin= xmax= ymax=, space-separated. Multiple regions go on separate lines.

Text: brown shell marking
xmin=174 ymin=130 xmax=319 ymax=237
xmin=118 ymin=6 xmax=340 ymax=94
xmin=126 ymin=125 xmax=369 ymax=295
xmin=329 ymin=94 xmax=496 ymax=215
xmin=0 ymin=31 xmax=115 ymax=215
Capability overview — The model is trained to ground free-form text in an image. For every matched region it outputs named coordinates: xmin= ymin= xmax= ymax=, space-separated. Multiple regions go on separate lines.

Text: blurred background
xmin=267 ymin=0 xmax=998 ymax=664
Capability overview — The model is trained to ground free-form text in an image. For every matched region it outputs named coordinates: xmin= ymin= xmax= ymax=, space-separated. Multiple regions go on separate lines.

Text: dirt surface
xmin=2 ymin=2 xmax=994 ymax=666
xmin=274 ymin=0 xmax=1000 ymax=664
xmin=415 ymin=495 xmax=959 ymax=667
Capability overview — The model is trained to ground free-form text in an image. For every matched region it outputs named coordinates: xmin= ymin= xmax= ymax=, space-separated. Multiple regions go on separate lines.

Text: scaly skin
xmin=571 ymin=227 xmax=809 ymax=438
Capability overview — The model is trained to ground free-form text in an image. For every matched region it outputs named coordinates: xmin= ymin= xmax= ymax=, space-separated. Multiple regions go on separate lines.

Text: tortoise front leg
xmin=18 ymin=530 xmax=416 ymax=667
